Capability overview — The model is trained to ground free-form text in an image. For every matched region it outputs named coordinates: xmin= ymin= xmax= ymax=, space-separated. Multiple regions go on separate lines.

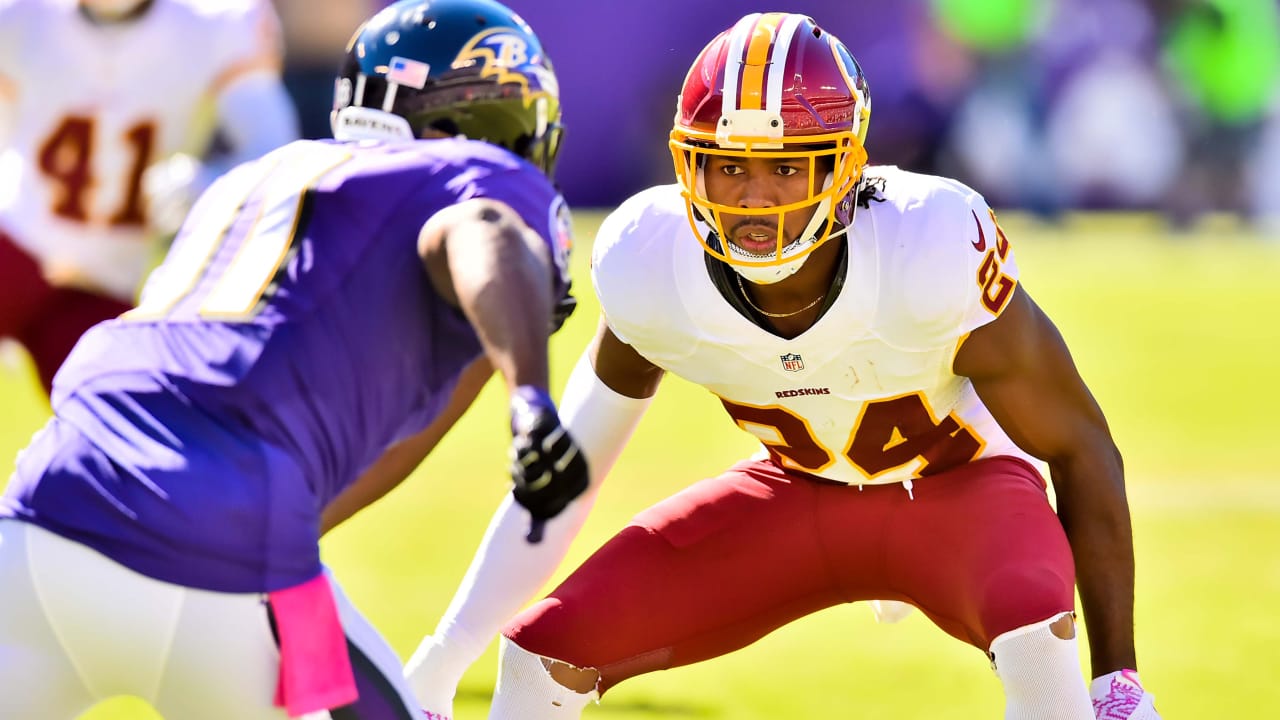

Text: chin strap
xmin=79 ymin=0 xmax=153 ymax=23
xmin=330 ymin=106 xmax=415 ymax=142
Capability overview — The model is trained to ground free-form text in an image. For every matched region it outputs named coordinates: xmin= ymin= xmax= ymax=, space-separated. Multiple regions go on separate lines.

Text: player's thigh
xmin=0 ymin=230 xmax=50 ymax=338
xmin=505 ymin=461 xmax=847 ymax=684
xmin=888 ymin=457 xmax=1075 ymax=649
xmin=15 ymin=519 xmax=276 ymax=715
xmin=156 ymin=573 xmax=420 ymax=720
xmin=0 ymin=520 xmax=97 ymax=720
xmin=152 ymin=589 xmax=287 ymax=720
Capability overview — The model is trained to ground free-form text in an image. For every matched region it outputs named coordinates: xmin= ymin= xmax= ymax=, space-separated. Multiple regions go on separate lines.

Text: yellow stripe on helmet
xmin=737 ymin=13 xmax=785 ymax=111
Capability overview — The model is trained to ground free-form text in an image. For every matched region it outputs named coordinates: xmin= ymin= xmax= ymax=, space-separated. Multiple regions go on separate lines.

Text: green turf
xmin=2 ymin=212 xmax=1277 ymax=718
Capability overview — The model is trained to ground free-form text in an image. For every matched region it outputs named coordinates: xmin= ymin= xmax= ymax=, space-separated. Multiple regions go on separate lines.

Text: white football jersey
xmin=0 ymin=0 xmax=282 ymax=300
xmin=592 ymin=167 xmax=1034 ymax=486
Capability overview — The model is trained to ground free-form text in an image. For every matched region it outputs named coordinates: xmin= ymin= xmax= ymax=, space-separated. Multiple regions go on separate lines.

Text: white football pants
xmin=0 ymin=519 xmax=418 ymax=719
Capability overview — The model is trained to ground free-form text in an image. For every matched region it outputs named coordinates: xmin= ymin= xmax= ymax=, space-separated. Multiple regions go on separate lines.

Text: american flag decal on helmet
xmin=780 ymin=353 xmax=805 ymax=372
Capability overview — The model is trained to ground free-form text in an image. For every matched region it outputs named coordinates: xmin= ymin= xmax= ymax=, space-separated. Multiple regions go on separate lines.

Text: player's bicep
xmin=954 ymin=286 xmax=1115 ymax=463
xmin=214 ymin=73 xmax=299 ymax=161
xmin=209 ymin=0 xmax=286 ymax=95
xmin=419 ymin=198 xmax=549 ymax=307
xmin=0 ymin=5 xmax=19 ymax=114
xmin=590 ymin=318 xmax=664 ymax=400
xmin=0 ymin=87 xmax=12 ymax=148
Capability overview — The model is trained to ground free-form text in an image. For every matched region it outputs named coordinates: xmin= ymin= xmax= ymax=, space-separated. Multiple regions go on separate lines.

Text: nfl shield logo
xmin=780 ymin=353 xmax=804 ymax=372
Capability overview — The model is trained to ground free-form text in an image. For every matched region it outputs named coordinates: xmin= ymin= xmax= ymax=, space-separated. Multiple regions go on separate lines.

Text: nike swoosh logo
xmin=971 ymin=210 xmax=986 ymax=251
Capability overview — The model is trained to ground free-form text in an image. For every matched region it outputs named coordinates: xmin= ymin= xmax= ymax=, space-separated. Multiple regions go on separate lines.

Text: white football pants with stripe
xmin=0 ymin=519 xmax=420 ymax=719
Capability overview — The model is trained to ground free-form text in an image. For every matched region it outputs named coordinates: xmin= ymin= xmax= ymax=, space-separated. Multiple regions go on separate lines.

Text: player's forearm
xmin=321 ymin=431 xmax=430 ymax=534
xmin=1050 ymin=446 xmax=1138 ymax=677
xmin=433 ymin=489 xmax=599 ymax=658
xmin=321 ymin=357 xmax=493 ymax=534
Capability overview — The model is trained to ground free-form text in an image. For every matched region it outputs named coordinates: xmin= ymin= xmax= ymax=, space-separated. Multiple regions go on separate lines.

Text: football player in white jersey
xmin=406 ymin=12 xmax=1162 ymax=720
xmin=0 ymin=0 xmax=297 ymax=393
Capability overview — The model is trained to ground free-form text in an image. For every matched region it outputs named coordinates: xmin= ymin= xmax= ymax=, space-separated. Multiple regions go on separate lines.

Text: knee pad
xmin=989 ymin=612 xmax=1093 ymax=719
xmin=489 ymin=636 xmax=598 ymax=720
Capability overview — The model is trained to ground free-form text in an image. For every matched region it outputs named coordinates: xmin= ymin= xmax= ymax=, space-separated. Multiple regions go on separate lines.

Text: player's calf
xmin=989 ymin=612 xmax=1094 ymax=719
xmin=489 ymin=636 xmax=598 ymax=719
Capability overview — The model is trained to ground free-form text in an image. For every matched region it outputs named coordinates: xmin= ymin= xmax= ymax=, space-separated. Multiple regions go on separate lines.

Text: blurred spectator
xmin=1041 ymin=0 xmax=1184 ymax=211
xmin=1159 ymin=0 xmax=1280 ymax=225
xmin=929 ymin=0 xmax=1058 ymax=212
xmin=1247 ymin=99 xmax=1280 ymax=232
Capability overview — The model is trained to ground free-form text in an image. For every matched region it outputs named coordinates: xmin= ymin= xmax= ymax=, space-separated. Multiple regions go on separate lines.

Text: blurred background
xmin=278 ymin=0 xmax=1280 ymax=232
xmin=2 ymin=1 xmax=1279 ymax=717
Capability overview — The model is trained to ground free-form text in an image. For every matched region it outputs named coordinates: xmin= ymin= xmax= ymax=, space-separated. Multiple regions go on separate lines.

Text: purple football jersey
xmin=0 ymin=137 xmax=571 ymax=592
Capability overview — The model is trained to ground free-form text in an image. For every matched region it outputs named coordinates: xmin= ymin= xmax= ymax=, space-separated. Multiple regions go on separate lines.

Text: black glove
xmin=509 ymin=385 xmax=589 ymax=543
xmin=550 ymin=283 xmax=577 ymax=334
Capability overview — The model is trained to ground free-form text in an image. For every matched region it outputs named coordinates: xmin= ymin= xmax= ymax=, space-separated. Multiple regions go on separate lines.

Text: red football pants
xmin=504 ymin=455 xmax=1075 ymax=693
xmin=0 ymin=230 xmax=132 ymax=393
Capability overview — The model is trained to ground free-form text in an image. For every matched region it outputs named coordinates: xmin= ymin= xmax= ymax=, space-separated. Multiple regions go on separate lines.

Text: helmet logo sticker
xmin=454 ymin=28 xmax=557 ymax=104
xmin=548 ymin=195 xmax=574 ymax=284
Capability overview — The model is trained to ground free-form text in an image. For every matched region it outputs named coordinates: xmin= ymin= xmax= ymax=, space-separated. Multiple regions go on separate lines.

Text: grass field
xmin=3 ymin=211 xmax=1279 ymax=719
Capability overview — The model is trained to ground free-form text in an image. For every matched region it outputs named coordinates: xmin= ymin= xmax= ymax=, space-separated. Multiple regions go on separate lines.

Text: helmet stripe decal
xmin=720 ymin=13 xmax=760 ymax=116
xmin=763 ymin=14 xmax=805 ymax=113
xmin=830 ymin=38 xmax=868 ymax=137
xmin=738 ymin=13 xmax=786 ymax=111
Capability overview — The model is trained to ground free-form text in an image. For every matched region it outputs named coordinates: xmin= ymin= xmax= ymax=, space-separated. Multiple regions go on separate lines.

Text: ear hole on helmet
xmin=428 ymin=117 xmax=461 ymax=136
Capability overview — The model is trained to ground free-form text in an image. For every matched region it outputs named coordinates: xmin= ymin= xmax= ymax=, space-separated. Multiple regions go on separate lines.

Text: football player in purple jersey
xmin=0 ymin=1 xmax=586 ymax=718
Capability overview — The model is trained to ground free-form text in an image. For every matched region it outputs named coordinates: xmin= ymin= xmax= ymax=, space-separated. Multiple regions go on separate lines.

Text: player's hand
xmin=509 ymin=385 xmax=588 ymax=543
xmin=143 ymin=153 xmax=201 ymax=238
xmin=550 ymin=283 xmax=577 ymax=334
xmin=1090 ymin=670 xmax=1161 ymax=719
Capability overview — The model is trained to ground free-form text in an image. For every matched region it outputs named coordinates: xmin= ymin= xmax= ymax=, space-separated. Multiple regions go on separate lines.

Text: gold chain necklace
xmin=735 ymin=273 xmax=826 ymax=319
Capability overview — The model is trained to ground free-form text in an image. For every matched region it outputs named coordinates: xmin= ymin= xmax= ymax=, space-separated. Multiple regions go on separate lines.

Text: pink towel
xmin=269 ymin=574 xmax=359 ymax=716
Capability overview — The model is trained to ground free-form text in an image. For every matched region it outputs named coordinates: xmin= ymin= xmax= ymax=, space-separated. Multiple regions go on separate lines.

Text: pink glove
xmin=1090 ymin=669 xmax=1161 ymax=720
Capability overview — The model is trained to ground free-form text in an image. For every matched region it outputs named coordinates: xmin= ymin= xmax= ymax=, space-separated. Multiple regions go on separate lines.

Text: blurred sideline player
xmin=407 ymin=11 xmax=1161 ymax=720
xmin=0 ymin=0 xmax=298 ymax=393
xmin=0 ymin=0 xmax=587 ymax=717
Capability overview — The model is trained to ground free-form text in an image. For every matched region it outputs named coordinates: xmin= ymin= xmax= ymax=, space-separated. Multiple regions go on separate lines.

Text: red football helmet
xmin=670 ymin=13 xmax=871 ymax=283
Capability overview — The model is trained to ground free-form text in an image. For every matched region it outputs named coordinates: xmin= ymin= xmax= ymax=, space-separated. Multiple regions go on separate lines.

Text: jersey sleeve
xmin=876 ymin=175 xmax=1020 ymax=350
xmin=956 ymin=188 xmax=1020 ymax=333
xmin=590 ymin=193 xmax=666 ymax=350
xmin=546 ymin=194 xmax=575 ymax=302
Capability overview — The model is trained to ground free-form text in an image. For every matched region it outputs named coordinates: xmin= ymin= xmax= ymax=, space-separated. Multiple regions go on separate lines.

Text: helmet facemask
xmin=398 ymin=76 xmax=564 ymax=177
xmin=671 ymin=111 xmax=868 ymax=284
